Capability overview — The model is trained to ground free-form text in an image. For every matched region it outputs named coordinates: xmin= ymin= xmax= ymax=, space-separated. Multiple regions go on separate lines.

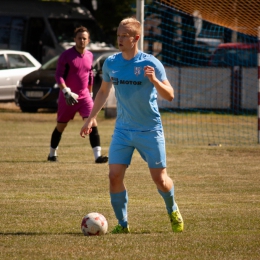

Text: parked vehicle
xmin=0 ymin=50 xmax=41 ymax=101
xmin=196 ymin=38 xmax=221 ymax=56
xmin=15 ymin=51 xmax=118 ymax=113
xmin=0 ymin=0 xmax=116 ymax=64
xmin=208 ymin=43 xmax=257 ymax=67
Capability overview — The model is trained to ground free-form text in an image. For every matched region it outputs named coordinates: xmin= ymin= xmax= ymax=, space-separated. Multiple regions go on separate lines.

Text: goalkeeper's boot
xmin=111 ymin=224 xmax=130 ymax=234
xmin=95 ymin=155 xmax=108 ymax=164
xmin=47 ymin=155 xmax=58 ymax=162
xmin=169 ymin=204 xmax=184 ymax=232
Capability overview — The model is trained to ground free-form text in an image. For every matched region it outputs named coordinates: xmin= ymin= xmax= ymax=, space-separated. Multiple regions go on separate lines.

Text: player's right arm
xmin=80 ymin=80 xmax=113 ymax=138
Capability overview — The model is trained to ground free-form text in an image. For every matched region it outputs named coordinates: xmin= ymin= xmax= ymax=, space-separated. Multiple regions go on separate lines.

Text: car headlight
xmin=17 ymin=80 xmax=23 ymax=88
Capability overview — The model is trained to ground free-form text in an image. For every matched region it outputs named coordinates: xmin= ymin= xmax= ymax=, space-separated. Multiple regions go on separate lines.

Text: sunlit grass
xmin=0 ymin=104 xmax=259 ymax=260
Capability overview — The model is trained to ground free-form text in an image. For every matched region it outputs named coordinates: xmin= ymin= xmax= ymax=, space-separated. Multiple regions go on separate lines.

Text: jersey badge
xmin=134 ymin=67 xmax=142 ymax=76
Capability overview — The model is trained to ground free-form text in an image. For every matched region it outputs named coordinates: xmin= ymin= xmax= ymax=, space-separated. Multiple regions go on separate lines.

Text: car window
xmin=210 ymin=49 xmax=225 ymax=66
xmin=237 ymin=48 xmax=257 ymax=66
xmin=8 ymin=54 xmax=33 ymax=69
xmin=41 ymin=56 xmax=58 ymax=70
xmin=0 ymin=54 xmax=8 ymax=70
xmin=99 ymin=56 xmax=108 ymax=69
xmin=210 ymin=47 xmax=257 ymax=67
xmin=94 ymin=53 xmax=115 ymax=72
xmin=23 ymin=55 xmax=36 ymax=67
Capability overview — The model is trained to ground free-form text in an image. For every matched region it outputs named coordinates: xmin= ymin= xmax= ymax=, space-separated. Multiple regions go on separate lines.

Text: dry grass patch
xmin=0 ymin=105 xmax=259 ymax=260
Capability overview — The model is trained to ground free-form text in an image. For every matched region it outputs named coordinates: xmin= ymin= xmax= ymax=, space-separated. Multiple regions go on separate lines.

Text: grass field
xmin=0 ymin=103 xmax=259 ymax=260
xmin=161 ymin=111 xmax=257 ymax=146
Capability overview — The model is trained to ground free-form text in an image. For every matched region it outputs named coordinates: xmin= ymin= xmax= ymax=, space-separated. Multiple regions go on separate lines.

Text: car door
xmin=0 ymin=53 xmax=13 ymax=100
xmin=2 ymin=53 xmax=39 ymax=101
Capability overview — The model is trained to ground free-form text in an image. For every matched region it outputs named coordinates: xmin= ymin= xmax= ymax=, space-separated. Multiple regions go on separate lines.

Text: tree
xmin=80 ymin=0 xmax=136 ymax=46
xmin=27 ymin=0 xmax=136 ymax=46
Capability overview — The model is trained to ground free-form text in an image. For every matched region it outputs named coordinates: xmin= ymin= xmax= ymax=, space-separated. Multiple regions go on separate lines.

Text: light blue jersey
xmin=102 ymin=51 xmax=167 ymax=131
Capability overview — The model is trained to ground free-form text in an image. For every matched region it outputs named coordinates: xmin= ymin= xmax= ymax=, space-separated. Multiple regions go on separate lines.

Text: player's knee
xmin=109 ymin=171 xmax=117 ymax=182
xmin=109 ymin=171 xmax=122 ymax=185
xmin=56 ymin=123 xmax=67 ymax=132
xmin=153 ymin=173 xmax=171 ymax=189
xmin=153 ymin=176 xmax=166 ymax=187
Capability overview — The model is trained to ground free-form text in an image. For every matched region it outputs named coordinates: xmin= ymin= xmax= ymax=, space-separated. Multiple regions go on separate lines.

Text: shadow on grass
xmin=0 ymin=230 xmax=166 ymax=236
xmin=0 ymin=232 xmax=82 ymax=236
xmin=0 ymin=160 xmax=50 ymax=163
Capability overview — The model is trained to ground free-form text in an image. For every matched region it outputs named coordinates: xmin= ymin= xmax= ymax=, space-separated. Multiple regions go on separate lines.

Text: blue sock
xmin=110 ymin=190 xmax=128 ymax=227
xmin=158 ymin=186 xmax=177 ymax=214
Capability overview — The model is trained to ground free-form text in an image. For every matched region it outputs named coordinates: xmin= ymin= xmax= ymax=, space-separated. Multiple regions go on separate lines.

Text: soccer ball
xmin=81 ymin=212 xmax=108 ymax=236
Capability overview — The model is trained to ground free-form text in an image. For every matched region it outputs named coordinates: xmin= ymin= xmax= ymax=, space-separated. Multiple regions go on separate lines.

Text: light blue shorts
xmin=109 ymin=128 xmax=167 ymax=168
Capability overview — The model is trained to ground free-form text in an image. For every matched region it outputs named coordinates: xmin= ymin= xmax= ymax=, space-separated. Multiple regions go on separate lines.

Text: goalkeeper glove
xmin=62 ymin=87 xmax=78 ymax=106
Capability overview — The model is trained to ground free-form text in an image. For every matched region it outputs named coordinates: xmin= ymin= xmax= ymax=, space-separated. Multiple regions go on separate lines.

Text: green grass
xmin=162 ymin=112 xmax=257 ymax=145
xmin=0 ymin=103 xmax=259 ymax=259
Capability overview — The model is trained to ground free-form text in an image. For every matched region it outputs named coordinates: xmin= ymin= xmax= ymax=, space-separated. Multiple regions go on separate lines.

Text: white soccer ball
xmin=81 ymin=212 xmax=108 ymax=236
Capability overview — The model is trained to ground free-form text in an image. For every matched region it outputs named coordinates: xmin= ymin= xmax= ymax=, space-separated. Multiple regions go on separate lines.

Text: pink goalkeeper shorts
xmin=57 ymin=96 xmax=94 ymax=123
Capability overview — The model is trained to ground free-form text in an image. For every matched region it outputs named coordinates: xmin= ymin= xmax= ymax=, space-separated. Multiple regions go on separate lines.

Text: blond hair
xmin=119 ymin=17 xmax=141 ymax=36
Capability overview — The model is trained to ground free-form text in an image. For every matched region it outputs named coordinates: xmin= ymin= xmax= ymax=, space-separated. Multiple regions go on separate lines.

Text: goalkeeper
xmin=47 ymin=26 xmax=108 ymax=164
xmin=80 ymin=17 xmax=183 ymax=233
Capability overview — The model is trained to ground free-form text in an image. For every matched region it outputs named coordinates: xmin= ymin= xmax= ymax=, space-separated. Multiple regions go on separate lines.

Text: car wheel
xmin=20 ymin=106 xmax=38 ymax=113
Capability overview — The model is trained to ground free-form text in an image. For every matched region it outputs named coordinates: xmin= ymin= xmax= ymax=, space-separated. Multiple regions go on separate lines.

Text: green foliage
xmin=81 ymin=0 xmax=136 ymax=46
xmin=37 ymin=0 xmax=137 ymax=46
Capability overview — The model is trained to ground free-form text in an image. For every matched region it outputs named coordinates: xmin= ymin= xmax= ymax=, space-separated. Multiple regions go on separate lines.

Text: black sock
xmin=89 ymin=126 xmax=100 ymax=148
xmin=50 ymin=127 xmax=62 ymax=148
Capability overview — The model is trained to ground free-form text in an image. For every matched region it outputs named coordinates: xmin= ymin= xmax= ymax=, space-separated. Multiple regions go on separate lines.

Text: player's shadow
xmin=1 ymin=231 xmax=169 ymax=236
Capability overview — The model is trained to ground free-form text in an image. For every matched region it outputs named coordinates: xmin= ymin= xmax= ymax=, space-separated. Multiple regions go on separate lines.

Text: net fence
xmin=159 ymin=0 xmax=260 ymax=37
xmin=144 ymin=0 xmax=259 ymax=145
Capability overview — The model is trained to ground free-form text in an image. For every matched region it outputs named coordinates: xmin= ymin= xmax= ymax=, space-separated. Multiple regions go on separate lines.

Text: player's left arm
xmin=144 ymin=65 xmax=174 ymax=101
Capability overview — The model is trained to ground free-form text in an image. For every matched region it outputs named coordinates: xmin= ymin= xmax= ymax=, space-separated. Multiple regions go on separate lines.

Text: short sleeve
xmin=153 ymin=57 xmax=167 ymax=82
xmin=102 ymin=58 xmax=111 ymax=82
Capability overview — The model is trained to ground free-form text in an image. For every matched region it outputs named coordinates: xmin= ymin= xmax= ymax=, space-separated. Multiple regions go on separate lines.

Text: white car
xmin=0 ymin=50 xmax=41 ymax=101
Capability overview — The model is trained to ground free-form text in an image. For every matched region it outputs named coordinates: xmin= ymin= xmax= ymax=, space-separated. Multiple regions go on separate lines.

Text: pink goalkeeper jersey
xmin=55 ymin=47 xmax=94 ymax=101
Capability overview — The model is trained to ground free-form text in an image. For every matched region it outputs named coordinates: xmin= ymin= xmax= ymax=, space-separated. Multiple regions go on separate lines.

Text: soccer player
xmin=80 ymin=18 xmax=183 ymax=233
xmin=48 ymin=26 xmax=108 ymax=164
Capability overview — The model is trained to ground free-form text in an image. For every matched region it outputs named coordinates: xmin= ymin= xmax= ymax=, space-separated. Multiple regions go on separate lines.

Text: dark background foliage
xmin=80 ymin=0 xmax=136 ymax=45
